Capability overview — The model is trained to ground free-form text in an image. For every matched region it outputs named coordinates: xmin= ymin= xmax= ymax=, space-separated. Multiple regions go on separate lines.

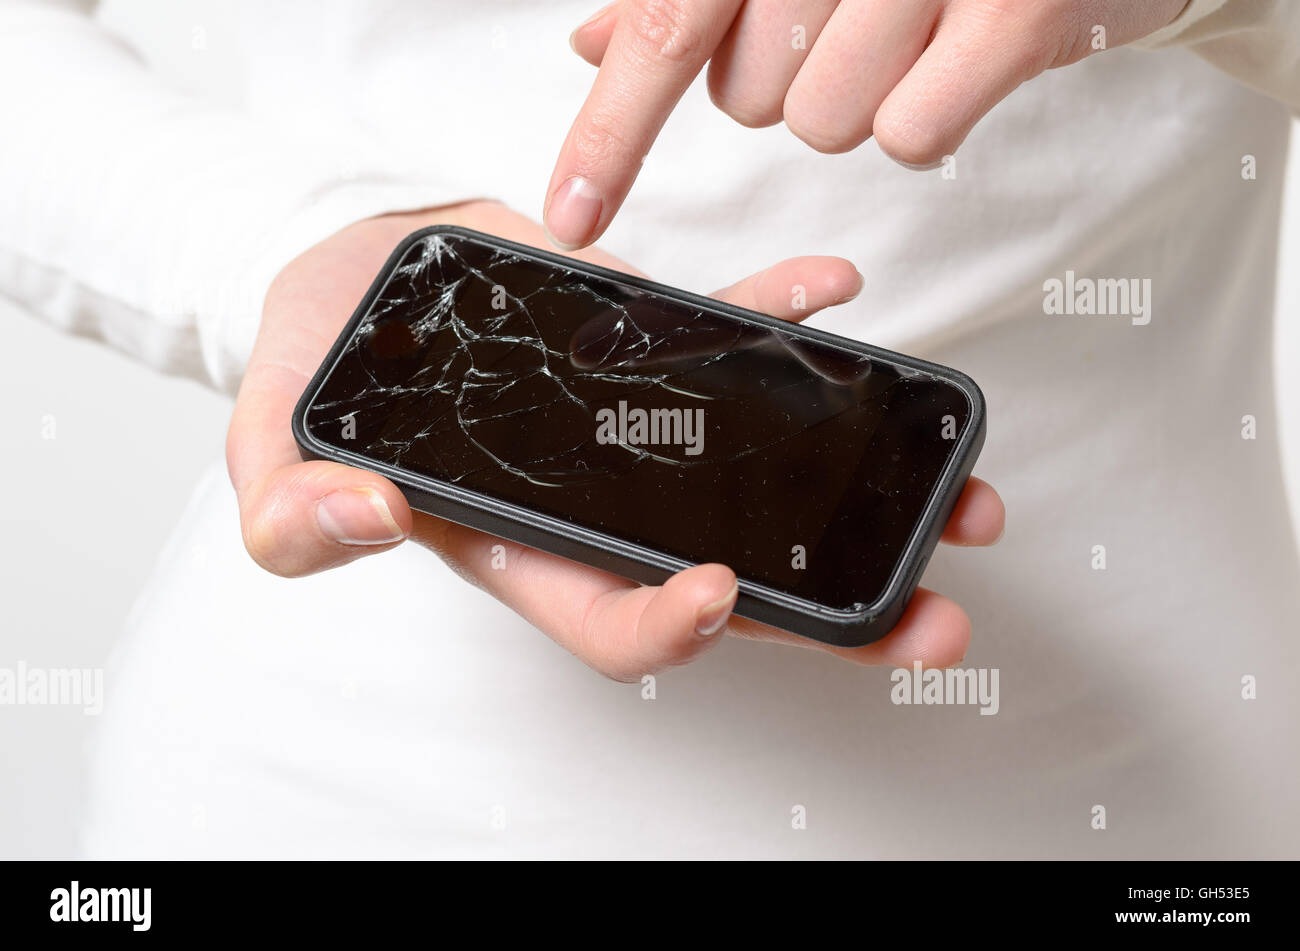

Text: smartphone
xmin=293 ymin=226 xmax=985 ymax=647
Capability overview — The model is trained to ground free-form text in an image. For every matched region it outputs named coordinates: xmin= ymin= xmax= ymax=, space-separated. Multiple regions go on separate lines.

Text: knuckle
xmin=570 ymin=105 xmax=638 ymax=166
xmin=602 ymin=661 xmax=644 ymax=684
xmin=870 ymin=91 xmax=954 ymax=167
xmin=873 ymin=110 xmax=949 ymax=167
xmin=1010 ymin=28 xmax=1064 ymax=78
xmin=625 ymin=0 xmax=708 ymax=66
xmin=783 ymin=102 xmax=856 ymax=155
xmin=729 ymin=102 xmax=784 ymax=130
xmin=707 ymin=71 xmax=782 ymax=128
xmin=978 ymin=0 xmax=1069 ymax=74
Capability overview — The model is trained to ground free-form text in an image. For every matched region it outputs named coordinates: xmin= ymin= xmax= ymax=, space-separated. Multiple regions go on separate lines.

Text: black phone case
xmin=293 ymin=225 xmax=986 ymax=647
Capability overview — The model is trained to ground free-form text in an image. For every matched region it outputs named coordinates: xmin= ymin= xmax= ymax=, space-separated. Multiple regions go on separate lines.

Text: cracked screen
xmin=303 ymin=232 xmax=971 ymax=610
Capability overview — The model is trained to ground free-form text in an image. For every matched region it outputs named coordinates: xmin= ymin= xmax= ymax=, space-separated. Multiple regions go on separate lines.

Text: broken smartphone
xmin=293 ymin=226 xmax=985 ymax=647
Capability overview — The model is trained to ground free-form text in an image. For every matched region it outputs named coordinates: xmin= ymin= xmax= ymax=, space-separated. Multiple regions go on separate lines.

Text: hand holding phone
xmin=227 ymin=201 xmax=1003 ymax=679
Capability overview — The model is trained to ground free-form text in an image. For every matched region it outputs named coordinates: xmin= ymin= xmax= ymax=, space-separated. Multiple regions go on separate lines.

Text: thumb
xmin=577 ymin=562 xmax=739 ymax=680
xmin=235 ymin=460 xmax=411 ymax=577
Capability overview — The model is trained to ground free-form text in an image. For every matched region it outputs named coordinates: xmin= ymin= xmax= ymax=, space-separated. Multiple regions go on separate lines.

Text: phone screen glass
xmin=303 ymin=232 xmax=972 ymax=611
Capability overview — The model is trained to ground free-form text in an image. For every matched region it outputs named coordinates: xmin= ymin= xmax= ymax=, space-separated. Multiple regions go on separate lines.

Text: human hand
xmin=227 ymin=199 xmax=1004 ymax=679
xmin=545 ymin=0 xmax=1188 ymax=248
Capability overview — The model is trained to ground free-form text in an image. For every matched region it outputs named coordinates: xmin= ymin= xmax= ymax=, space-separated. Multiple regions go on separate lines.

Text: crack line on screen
xmin=307 ymin=235 xmax=906 ymax=489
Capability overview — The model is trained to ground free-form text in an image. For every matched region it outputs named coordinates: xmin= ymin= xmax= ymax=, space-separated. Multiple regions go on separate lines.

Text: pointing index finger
xmin=545 ymin=0 xmax=741 ymax=250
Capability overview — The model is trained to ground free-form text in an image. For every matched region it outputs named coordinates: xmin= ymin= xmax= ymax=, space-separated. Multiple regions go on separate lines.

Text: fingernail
xmin=695 ymin=582 xmax=738 ymax=637
xmin=834 ymin=268 xmax=866 ymax=304
xmin=891 ymin=156 xmax=944 ymax=172
xmin=316 ymin=488 xmax=405 ymax=546
xmin=577 ymin=2 xmax=615 ymax=29
xmin=570 ymin=2 xmax=614 ymax=49
xmin=545 ymin=176 xmax=602 ymax=251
